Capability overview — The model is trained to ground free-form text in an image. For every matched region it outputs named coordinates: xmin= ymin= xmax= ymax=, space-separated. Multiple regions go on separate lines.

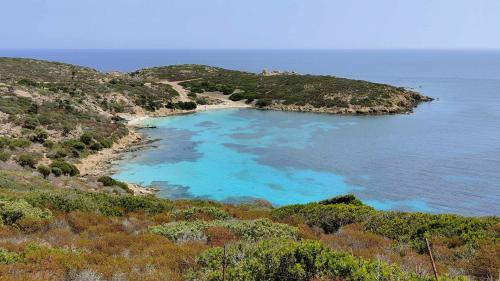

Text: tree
xmin=37 ymin=165 xmax=51 ymax=179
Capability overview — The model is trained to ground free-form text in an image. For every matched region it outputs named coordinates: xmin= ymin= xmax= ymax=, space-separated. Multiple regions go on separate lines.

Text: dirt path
xmin=160 ymin=80 xmax=193 ymax=102
xmin=159 ymin=80 xmax=251 ymax=111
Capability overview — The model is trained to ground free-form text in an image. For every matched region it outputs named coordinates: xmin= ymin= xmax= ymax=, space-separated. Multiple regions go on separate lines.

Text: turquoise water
xmin=4 ymin=50 xmax=499 ymax=215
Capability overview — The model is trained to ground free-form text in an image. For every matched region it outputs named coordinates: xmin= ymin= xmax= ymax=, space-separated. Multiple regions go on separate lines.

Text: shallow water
xmin=112 ymin=90 xmax=500 ymax=216
xmin=4 ymin=49 xmax=498 ymax=215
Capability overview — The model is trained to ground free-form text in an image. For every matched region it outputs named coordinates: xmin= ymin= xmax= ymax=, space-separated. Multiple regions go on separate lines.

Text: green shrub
xmin=0 ymin=150 xmax=10 ymax=162
xmin=229 ymin=93 xmax=244 ymax=101
xmin=72 ymin=141 xmax=86 ymax=150
xmin=365 ymin=212 xmax=499 ymax=250
xmin=30 ymin=129 xmax=48 ymax=143
xmin=273 ymin=200 xmax=375 ymax=233
xmin=150 ymin=218 xmax=298 ymax=243
xmin=48 ymin=148 xmax=68 ymax=159
xmin=174 ymin=206 xmax=231 ymax=221
xmin=178 ymin=101 xmax=197 ymax=110
xmin=16 ymin=154 xmax=38 ymax=168
xmin=79 ymin=133 xmax=93 ymax=145
xmin=8 ymin=138 xmax=31 ymax=149
xmin=100 ymin=139 xmax=113 ymax=148
xmin=37 ymin=165 xmax=51 ymax=179
xmin=89 ymin=142 xmax=103 ymax=151
xmin=97 ymin=176 xmax=130 ymax=193
xmin=23 ymin=116 xmax=40 ymax=129
xmin=17 ymin=78 xmax=38 ymax=87
xmin=51 ymin=167 xmax=62 ymax=177
xmin=0 ymin=198 xmax=52 ymax=226
xmin=49 ymin=160 xmax=79 ymax=176
xmin=24 ymin=190 xmax=172 ymax=216
xmin=191 ymin=239 xmax=449 ymax=281
xmin=319 ymin=194 xmax=362 ymax=205
xmin=256 ymin=99 xmax=271 ymax=108
xmin=43 ymin=140 xmax=55 ymax=148
xmin=0 ymin=248 xmax=23 ymax=265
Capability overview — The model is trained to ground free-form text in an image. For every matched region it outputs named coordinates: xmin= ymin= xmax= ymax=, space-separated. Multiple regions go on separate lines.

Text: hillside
xmin=0 ymin=168 xmax=498 ymax=280
xmin=134 ymin=64 xmax=432 ymax=114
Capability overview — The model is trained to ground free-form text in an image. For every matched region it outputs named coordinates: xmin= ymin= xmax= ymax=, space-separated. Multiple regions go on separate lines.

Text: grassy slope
xmin=134 ymin=64 xmax=432 ymax=113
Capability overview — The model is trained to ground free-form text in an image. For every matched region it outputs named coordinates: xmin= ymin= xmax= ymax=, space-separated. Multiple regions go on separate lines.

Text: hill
xmin=134 ymin=64 xmax=432 ymax=114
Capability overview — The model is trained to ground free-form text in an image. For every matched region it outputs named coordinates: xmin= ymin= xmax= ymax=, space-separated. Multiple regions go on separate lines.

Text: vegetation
xmin=0 ymin=58 xmax=495 ymax=280
xmin=0 ymin=167 xmax=496 ymax=281
xmin=134 ymin=64 xmax=431 ymax=113
xmin=190 ymin=239 xmax=462 ymax=281
xmin=97 ymin=175 xmax=132 ymax=194
xmin=150 ymin=218 xmax=298 ymax=243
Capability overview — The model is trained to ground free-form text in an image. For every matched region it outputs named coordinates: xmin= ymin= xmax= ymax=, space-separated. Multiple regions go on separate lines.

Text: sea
xmin=2 ymin=49 xmax=499 ymax=216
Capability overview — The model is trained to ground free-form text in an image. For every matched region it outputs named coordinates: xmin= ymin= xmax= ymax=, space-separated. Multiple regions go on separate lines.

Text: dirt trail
xmin=160 ymin=80 xmax=192 ymax=102
xmin=159 ymin=80 xmax=251 ymax=111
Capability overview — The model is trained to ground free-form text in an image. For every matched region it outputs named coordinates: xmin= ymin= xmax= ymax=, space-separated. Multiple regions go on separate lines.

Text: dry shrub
xmin=206 ymin=226 xmax=238 ymax=247
xmin=321 ymin=223 xmax=392 ymax=258
xmin=468 ymin=239 xmax=499 ymax=280
xmin=225 ymin=205 xmax=271 ymax=220
xmin=297 ymin=223 xmax=319 ymax=240
xmin=149 ymin=212 xmax=174 ymax=225
xmin=66 ymin=211 xmax=115 ymax=233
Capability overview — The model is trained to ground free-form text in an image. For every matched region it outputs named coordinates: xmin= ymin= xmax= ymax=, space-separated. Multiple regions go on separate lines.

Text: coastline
xmin=75 ymin=82 xmax=431 ymax=197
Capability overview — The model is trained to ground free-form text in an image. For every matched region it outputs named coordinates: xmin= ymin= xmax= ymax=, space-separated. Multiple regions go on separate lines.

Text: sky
xmin=1 ymin=0 xmax=500 ymax=49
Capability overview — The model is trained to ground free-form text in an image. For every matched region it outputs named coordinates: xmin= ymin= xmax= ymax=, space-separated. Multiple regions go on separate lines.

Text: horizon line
xmin=1 ymin=47 xmax=500 ymax=52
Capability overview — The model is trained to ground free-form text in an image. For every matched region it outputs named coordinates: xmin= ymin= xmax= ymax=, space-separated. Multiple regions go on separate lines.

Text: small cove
xmin=112 ymin=96 xmax=500 ymax=216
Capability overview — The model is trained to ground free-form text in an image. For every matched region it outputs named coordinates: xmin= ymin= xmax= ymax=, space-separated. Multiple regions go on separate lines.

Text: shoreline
xmin=75 ymin=85 xmax=432 ymax=196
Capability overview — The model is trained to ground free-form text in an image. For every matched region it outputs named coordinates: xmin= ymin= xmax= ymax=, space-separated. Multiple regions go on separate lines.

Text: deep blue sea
xmin=2 ymin=49 xmax=499 ymax=216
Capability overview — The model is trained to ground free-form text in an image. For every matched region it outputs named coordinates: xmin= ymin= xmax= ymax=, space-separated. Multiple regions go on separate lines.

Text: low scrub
xmin=150 ymin=218 xmax=298 ymax=243
xmin=190 ymin=239 xmax=462 ymax=281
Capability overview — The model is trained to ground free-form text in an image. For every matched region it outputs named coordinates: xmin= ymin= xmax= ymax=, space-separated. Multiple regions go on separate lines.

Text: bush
xmin=37 ymin=165 xmax=51 ymax=179
xmin=178 ymin=101 xmax=197 ymax=110
xmin=97 ymin=176 xmax=130 ymax=193
xmin=51 ymin=167 xmax=62 ymax=177
xmin=23 ymin=116 xmax=40 ymax=129
xmin=89 ymin=142 xmax=103 ymax=151
xmin=364 ymin=212 xmax=499 ymax=250
xmin=191 ymin=239 xmax=443 ymax=281
xmin=0 ymin=198 xmax=52 ymax=226
xmin=100 ymin=139 xmax=113 ymax=148
xmin=0 ymin=150 xmax=10 ymax=162
xmin=0 ymin=248 xmax=23 ymax=265
xmin=16 ymin=154 xmax=38 ymax=168
xmin=256 ymin=99 xmax=271 ymax=108
xmin=272 ymin=199 xmax=375 ymax=233
xmin=150 ymin=218 xmax=298 ymax=243
xmin=79 ymin=133 xmax=93 ymax=145
xmin=49 ymin=160 xmax=79 ymax=176
xmin=24 ymin=190 xmax=172 ymax=216
xmin=72 ymin=141 xmax=86 ymax=151
xmin=319 ymin=194 xmax=362 ymax=205
xmin=8 ymin=138 xmax=31 ymax=149
xmin=229 ymin=93 xmax=244 ymax=101
xmin=30 ymin=129 xmax=48 ymax=143
xmin=174 ymin=206 xmax=232 ymax=221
